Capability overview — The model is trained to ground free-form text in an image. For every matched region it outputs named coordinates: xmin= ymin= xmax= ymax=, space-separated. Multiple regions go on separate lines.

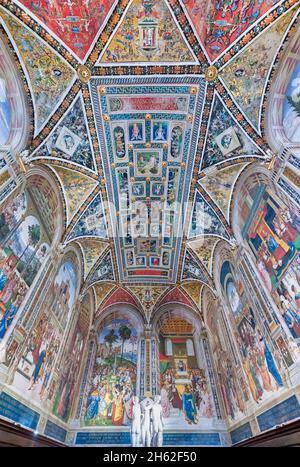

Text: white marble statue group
xmin=131 ymin=395 xmax=163 ymax=447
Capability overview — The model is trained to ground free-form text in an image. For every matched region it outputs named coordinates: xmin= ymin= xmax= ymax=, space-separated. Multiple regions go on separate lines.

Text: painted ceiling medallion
xmin=77 ymin=65 xmax=92 ymax=83
xmin=205 ymin=66 xmax=218 ymax=82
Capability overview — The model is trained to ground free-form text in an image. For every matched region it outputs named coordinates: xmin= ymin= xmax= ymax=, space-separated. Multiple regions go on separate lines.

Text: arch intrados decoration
xmin=98 ymin=299 xmax=143 ymax=316
xmin=188 ymin=238 xmax=230 ymax=289
xmin=152 ymin=303 xmax=203 ymax=335
xmin=201 ymin=286 xmax=218 ymax=329
xmin=92 ymin=286 xmax=143 ymax=318
xmin=212 ymin=240 xmax=236 ymax=298
xmin=0 ymin=32 xmax=30 ymax=151
xmin=264 ymin=23 xmax=300 ymax=151
xmin=93 ymin=303 xmax=145 ymax=336
xmin=79 ymin=290 xmax=95 ymax=338
xmin=25 ymin=166 xmax=65 ymax=247
xmin=227 ymin=161 xmax=254 ymax=230
xmin=57 ymin=244 xmax=83 ymax=301
xmin=86 ymin=283 xmax=118 ymax=318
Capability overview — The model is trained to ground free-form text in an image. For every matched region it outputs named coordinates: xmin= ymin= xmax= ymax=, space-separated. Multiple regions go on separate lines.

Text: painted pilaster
xmin=198 ymin=329 xmax=223 ymax=421
xmin=75 ymin=335 xmax=97 ymax=425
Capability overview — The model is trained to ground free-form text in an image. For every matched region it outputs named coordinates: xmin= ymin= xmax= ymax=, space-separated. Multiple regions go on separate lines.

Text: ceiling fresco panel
xmin=16 ymin=0 xmax=117 ymax=61
xmin=98 ymin=286 xmax=141 ymax=312
xmin=181 ymin=0 xmax=282 ymax=61
xmin=1 ymin=0 xmax=296 ymax=297
xmin=30 ymin=92 xmax=97 ymax=172
xmin=91 ymin=75 xmax=206 ymax=284
xmin=127 ymin=285 xmax=168 ymax=313
xmin=76 ymin=238 xmax=108 ymax=278
xmin=156 ymin=286 xmax=196 ymax=309
xmin=86 ymin=250 xmax=115 ymax=285
xmin=188 ymin=190 xmax=230 ymax=240
xmin=181 ymin=281 xmax=202 ymax=307
xmin=0 ymin=8 xmax=75 ymax=135
xmin=92 ymin=282 xmax=116 ymax=309
xmin=188 ymin=236 xmax=220 ymax=274
xmin=181 ymin=249 xmax=210 ymax=283
xmin=66 ymin=192 xmax=108 ymax=242
xmin=200 ymin=162 xmax=250 ymax=221
xmin=49 ymin=165 xmax=98 ymax=224
xmin=200 ymin=92 xmax=264 ymax=170
xmin=98 ymin=0 xmax=196 ymax=65
xmin=220 ymin=7 xmax=297 ymax=131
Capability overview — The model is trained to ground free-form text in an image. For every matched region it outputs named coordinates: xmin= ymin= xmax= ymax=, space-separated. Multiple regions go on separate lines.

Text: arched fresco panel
xmin=283 ymin=59 xmax=300 ymax=143
xmin=238 ymin=180 xmax=300 ymax=346
xmin=0 ymin=193 xmax=50 ymax=341
xmin=83 ymin=309 xmax=141 ymax=427
xmin=264 ymin=25 xmax=300 ymax=150
xmin=220 ymin=260 xmax=284 ymax=405
xmin=156 ymin=308 xmax=215 ymax=428
xmin=203 ymin=290 xmax=248 ymax=423
xmin=0 ymin=172 xmax=62 ymax=343
xmin=11 ymin=260 xmax=77 ymax=405
xmin=52 ymin=293 xmax=92 ymax=422
xmin=0 ymin=35 xmax=28 ymax=150
xmin=0 ymin=72 xmax=12 ymax=146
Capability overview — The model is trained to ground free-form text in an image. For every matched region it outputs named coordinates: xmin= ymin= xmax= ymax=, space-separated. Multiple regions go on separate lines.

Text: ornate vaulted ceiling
xmin=0 ymin=0 xmax=299 ymax=313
